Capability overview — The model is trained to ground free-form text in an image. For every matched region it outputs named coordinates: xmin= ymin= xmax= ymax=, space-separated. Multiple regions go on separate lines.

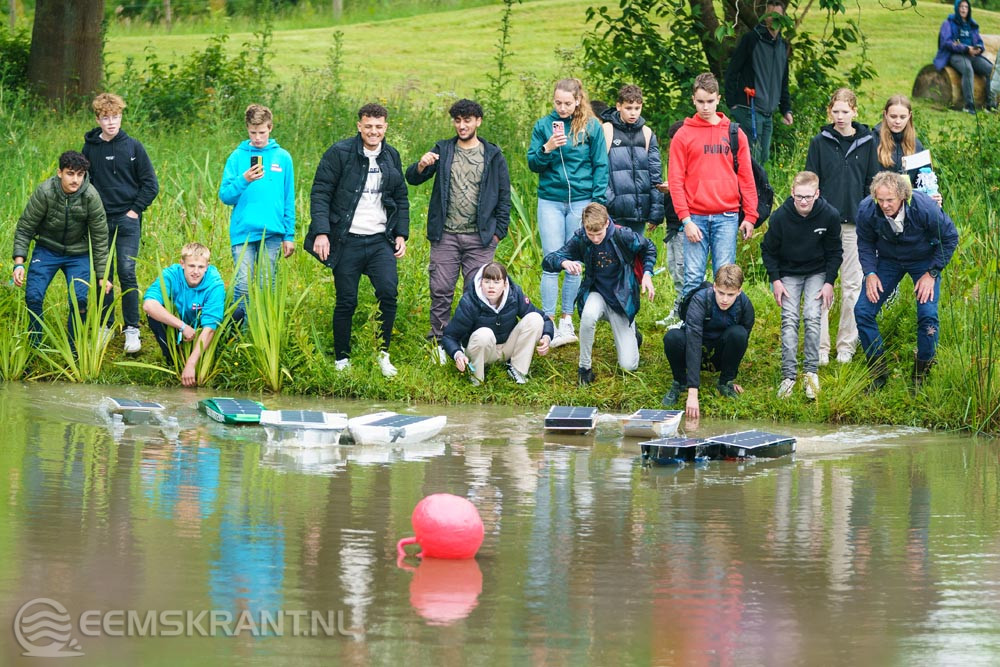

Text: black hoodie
xmin=804 ymin=121 xmax=880 ymax=224
xmin=82 ymin=128 xmax=159 ymax=217
xmin=761 ymin=195 xmax=843 ymax=284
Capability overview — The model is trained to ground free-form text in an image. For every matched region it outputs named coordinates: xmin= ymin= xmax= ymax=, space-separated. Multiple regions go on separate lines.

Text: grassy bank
xmin=2 ymin=0 xmax=1000 ymax=432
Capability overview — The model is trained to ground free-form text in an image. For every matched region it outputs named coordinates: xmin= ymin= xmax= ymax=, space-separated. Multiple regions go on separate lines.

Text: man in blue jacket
xmin=305 ymin=103 xmax=410 ymax=378
xmin=854 ymin=171 xmax=959 ymax=388
xmin=405 ymin=99 xmax=511 ymax=364
xmin=219 ymin=104 xmax=296 ymax=325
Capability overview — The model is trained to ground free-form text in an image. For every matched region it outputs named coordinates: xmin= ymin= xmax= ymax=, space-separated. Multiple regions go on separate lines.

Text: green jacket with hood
xmin=527 ymin=111 xmax=609 ymax=204
xmin=13 ymin=174 xmax=109 ymax=276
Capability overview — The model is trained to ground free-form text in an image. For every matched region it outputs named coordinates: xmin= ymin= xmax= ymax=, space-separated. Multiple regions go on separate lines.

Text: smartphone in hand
xmin=552 ymin=121 xmax=565 ymax=136
xmin=251 ymin=155 xmax=262 ymax=169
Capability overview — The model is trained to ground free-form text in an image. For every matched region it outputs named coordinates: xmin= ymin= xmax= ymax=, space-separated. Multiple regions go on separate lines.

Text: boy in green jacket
xmin=12 ymin=151 xmax=111 ymax=345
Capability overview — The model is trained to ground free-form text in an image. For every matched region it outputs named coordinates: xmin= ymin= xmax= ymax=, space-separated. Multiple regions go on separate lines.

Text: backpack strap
xmin=602 ymin=122 xmax=614 ymax=154
xmin=729 ymin=122 xmax=740 ymax=175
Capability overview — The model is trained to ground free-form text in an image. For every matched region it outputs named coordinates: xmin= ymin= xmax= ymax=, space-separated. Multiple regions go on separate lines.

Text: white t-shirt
xmin=349 ymin=146 xmax=388 ymax=235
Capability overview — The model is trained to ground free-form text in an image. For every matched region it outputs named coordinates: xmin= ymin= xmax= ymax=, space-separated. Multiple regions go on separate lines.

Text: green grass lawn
xmin=104 ymin=0 xmax=1000 ymax=107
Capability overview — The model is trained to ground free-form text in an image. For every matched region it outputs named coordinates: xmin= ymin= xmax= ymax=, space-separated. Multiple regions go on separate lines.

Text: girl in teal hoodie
xmin=528 ymin=78 xmax=609 ymax=345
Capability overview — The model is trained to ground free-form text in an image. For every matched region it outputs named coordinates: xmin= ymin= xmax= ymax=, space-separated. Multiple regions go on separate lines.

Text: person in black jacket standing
xmin=441 ymin=262 xmax=553 ymax=386
xmin=761 ymin=171 xmax=842 ymax=399
xmin=83 ymin=93 xmax=159 ymax=354
xmin=306 ymin=103 xmax=410 ymax=377
xmin=405 ymin=99 xmax=511 ymax=364
xmin=724 ymin=0 xmax=793 ymax=164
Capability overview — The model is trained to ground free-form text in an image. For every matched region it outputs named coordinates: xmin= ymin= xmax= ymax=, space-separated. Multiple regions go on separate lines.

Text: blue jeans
xmin=682 ymin=212 xmax=738 ymax=297
xmin=854 ymin=260 xmax=940 ymax=362
xmin=538 ymin=198 xmax=588 ymax=317
xmin=948 ymin=53 xmax=994 ymax=108
xmin=779 ymin=273 xmax=825 ymax=378
xmin=24 ymin=245 xmax=92 ymax=345
xmin=231 ymin=235 xmax=283 ymax=323
xmin=101 ymin=212 xmax=142 ymax=329
xmin=730 ymin=105 xmax=774 ymax=165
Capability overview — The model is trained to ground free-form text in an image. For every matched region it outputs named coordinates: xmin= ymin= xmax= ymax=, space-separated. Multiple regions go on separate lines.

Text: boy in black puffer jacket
xmin=441 ymin=262 xmax=553 ymax=386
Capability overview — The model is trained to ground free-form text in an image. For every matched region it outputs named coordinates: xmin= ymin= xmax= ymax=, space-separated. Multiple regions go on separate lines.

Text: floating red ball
xmin=399 ymin=493 xmax=484 ymax=560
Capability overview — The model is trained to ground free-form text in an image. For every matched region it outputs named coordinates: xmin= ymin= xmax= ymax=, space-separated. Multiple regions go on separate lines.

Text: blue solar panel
xmin=369 ymin=414 xmax=432 ymax=428
xmin=706 ymin=430 xmax=796 ymax=459
xmin=630 ymin=409 xmax=682 ymax=421
xmin=546 ymin=406 xmax=598 ymax=420
xmin=109 ymin=398 xmax=164 ymax=410
xmin=279 ymin=410 xmax=326 ymax=424
xmin=212 ymin=399 xmax=262 ymax=415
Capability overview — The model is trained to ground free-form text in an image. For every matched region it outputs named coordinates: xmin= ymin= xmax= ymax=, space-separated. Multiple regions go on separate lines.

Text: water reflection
xmin=2 ymin=383 xmax=1000 ymax=665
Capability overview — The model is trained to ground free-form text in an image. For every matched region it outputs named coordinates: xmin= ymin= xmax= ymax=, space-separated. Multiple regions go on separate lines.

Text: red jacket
xmin=667 ymin=113 xmax=758 ymax=224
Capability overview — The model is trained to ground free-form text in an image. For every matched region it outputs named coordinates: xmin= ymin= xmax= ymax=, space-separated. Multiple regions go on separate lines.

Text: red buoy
xmin=396 ymin=493 xmax=484 ymax=560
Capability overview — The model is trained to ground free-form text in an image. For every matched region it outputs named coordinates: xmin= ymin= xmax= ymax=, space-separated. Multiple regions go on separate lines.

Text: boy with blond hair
xmin=219 ymin=103 xmax=296 ymax=324
xmin=761 ymin=171 xmax=842 ymax=399
xmin=662 ymin=264 xmax=755 ymax=418
xmin=142 ymin=243 xmax=226 ymax=387
xmin=542 ymin=202 xmax=656 ymax=385
xmin=83 ymin=92 xmax=159 ymax=353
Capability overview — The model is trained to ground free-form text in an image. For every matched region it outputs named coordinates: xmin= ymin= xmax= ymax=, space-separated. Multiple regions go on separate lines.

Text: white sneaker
xmin=123 ymin=326 xmax=141 ymax=354
xmin=656 ymin=308 xmax=681 ymax=328
xmin=550 ymin=318 xmax=578 ymax=348
xmin=378 ymin=350 xmax=398 ymax=378
xmin=334 ymin=358 xmax=351 ymax=372
xmin=803 ymin=372 xmax=820 ymax=400
xmin=777 ymin=377 xmax=796 ymax=398
xmin=818 ymin=352 xmax=830 ymax=367
xmin=836 ymin=351 xmax=854 ymax=364
xmin=433 ymin=344 xmax=449 ymax=365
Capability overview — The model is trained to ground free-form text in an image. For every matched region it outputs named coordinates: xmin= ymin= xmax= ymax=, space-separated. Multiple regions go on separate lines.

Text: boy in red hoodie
xmin=668 ymin=72 xmax=758 ymax=299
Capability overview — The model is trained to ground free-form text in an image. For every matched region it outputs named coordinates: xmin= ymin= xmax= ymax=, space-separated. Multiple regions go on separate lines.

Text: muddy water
xmin=1 ymin=383 xmax=999 ymax=666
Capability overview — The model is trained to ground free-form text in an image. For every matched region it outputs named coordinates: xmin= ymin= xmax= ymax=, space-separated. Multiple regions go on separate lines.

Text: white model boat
xmin=259 ymin=410 xmax=349 ymax=447
xmin=622 ymin=409 xmax=683 ymax=439
xmin=101 ymin=397 xmax=166 ymax=425
xmin=346 ymin=411 xmax=447 ymax=446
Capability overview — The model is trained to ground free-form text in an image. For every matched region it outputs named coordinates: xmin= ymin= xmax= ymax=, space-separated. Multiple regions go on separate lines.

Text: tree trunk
xmin=164 ymin=0 xmax=172 ymax=29
xmin=8 ymin=0 xmax=15 ymax=31
xmin=333 ymin=0 xmax=343 ymax=20
xmin=27 ymin=0 xmax=104 ymax=102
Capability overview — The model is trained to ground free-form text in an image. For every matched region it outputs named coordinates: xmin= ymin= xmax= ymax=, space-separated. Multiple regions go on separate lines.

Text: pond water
xmin=1 ymin=382 xmax=999 ymax=666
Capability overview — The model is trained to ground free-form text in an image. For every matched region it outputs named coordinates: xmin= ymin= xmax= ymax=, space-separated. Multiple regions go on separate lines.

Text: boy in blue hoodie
xmin=219 ymin=104 xmax=296 ymax=324
xmin=143 ymin=243 xmax=226 ymax=387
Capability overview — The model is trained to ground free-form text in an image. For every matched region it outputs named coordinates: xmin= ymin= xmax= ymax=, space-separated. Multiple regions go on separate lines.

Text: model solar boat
xmin=707 ymin=430 xmax=796 ymax=459
xmin=198 ymin=397 xmax=266 ymax=424
xmin=346 ymin=411 xmax=447 ymax=446
xmin=102 ymin=397 xmax=166 ymax=425
xmin=259 ymin=409 xmax=349 ymax=446
xmin=622 ymin=409 xmax=683 ymax=438
xmin=640 ymin=437 xmax=720 ymax=465
xmin=544 ymin=406 xmax=598 ymax=434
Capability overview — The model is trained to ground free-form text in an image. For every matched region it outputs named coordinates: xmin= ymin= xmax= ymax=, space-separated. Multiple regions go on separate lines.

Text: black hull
xmin=709 ymin=431 xmax=797 ymax=459
xmin=640 ymin=438 xmax=720 ymax=465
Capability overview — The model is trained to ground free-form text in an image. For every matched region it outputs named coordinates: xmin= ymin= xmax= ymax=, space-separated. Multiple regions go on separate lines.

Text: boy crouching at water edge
xmin=12 ymin=151 xmax=110 ymax=346
xmin=441 ymin=261 xmax=554 ymax=386
xmin=662 ymin=264 xmax=754 ymax=418
xmin=542 ymin=202 xmax=656 ymax=386
xmin=142 ymin=243 xmax=226 ymax=387
xmin=761 ymin=170 xmax=842 ymax=399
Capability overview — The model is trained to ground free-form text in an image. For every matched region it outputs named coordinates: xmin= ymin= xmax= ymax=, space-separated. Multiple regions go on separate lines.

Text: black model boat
xmin=639 ymin=437 xmax=720 ymax=465
xmin=707 ymin=430 xmax=796 ymax=459
xmin=544 ymin=406 xmax=598 ymax=434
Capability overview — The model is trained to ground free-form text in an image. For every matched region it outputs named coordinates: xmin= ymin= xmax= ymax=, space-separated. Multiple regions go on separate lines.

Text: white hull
xmin=347 ymin=411 xmax=447 ymax=446
xmin=622 ymin=411 xmax=683 ymax=439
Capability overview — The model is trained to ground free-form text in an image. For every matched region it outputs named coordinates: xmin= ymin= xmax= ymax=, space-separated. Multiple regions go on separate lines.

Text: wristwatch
xmin=928 ymin=269 xmax=940 ymax=278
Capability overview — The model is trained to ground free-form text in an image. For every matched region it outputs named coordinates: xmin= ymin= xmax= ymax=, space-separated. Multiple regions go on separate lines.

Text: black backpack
xmin=729 ymin=122 xmax=774 ymax=226
xmin=679 ymin=280 xmax=713 ymax=322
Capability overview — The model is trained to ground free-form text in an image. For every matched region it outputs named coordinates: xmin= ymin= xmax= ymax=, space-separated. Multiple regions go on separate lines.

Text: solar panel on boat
xmin=109 ymin=398 xmax=164 ymax=410
xmin=707 ymin=431 xmax=792 ymax=448
xmin=279 ymin=410 xmax=325 ymax=424
xmin=629 ymin=409 xmax=681 ymax=421
xmin=368 ymin=414 xmax=431 ymax=428
xmin=211 ymin=399 xmax=262 ymax=415
xmin=546 ymin=406 xmax=597 ymax=420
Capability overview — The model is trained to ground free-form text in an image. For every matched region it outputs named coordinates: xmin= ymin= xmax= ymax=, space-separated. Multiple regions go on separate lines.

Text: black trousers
xmin=663 ymin=325 xmax=749 ymax=385
xmin=332 ymin=234 xmax=398 ymax=360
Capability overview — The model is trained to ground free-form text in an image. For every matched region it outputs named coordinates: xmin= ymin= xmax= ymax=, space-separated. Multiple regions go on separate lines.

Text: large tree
xmin=27 ymin=0 xmax=104 ymax=101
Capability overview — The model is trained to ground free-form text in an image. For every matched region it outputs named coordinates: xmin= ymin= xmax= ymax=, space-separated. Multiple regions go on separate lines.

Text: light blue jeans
xmin=231 ymin=235 xmax=283 ymax=321
xmin=665 ymin=231 xmax=685 ymax=313
xmin=682 ymin=212 xmax=738 ymax=297
xmin=779 ymin=273 xmax=825 ymax=379
xmin=538 ymin=198 xmax=588 ymax=317
xmin=578 ymin=292 xmax=639 ymax=371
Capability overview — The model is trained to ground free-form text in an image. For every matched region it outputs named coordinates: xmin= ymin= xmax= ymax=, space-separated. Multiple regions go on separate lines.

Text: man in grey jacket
xmin=12 ymin=151 xmax=111 ymax=345
xmin=405 ymin=99 xmax=511 ymax=364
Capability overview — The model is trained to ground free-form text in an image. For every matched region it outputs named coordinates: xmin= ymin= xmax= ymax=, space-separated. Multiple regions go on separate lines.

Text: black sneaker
xmin=635 ymin=329 xmax=643 ymax=349
xmin=717 ymin=381 xmax=739 ymax=398
xmin=577 ymin=366 xmax=594 ymax=386
xmin=506 ymin=361 xmax=527 ymax=385
xmin=662 ymin=380 xmax=685 ymax=405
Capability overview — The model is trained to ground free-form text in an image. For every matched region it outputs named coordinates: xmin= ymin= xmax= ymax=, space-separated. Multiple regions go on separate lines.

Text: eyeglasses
xmin=792 ymin=194 xmax=817 ymax=202
xmin=98 ymin=115 xmax=122 ymax=123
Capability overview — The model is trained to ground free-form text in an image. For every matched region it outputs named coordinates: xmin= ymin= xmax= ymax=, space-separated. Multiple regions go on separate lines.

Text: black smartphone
xmin=250 ymin=155 xmax=262 ymax=169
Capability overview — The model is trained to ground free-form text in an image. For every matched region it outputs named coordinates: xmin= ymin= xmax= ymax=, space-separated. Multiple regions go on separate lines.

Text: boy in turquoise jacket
xmin=219 ymin=104 xmax=295 ymax=324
